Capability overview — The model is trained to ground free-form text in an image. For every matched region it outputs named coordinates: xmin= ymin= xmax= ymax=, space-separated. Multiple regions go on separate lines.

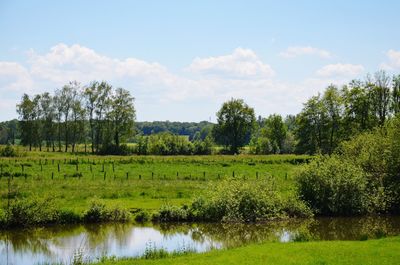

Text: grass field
xmin=94 ymin=236 xmax=400 ymax=265
xmin=0 ymin=152 xmax=311 ymax=215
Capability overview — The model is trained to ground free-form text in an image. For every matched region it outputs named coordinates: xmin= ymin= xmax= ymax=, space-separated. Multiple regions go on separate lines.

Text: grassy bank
xmin=95 ymin=236 xmax=400 ymax=265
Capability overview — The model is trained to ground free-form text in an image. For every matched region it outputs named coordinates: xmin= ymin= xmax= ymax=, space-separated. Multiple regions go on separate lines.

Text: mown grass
xmin=0 ymin=153 xmax=312 ymax=220
xmin=94 ymin=236 xmax=400 ymax=265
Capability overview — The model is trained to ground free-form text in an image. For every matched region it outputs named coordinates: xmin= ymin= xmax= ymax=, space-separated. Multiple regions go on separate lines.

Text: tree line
xmin=212 ymin=70 xmax=400 ymax=154
xmin=8 ymin=70 xmax=400 ymax=155
xmin=16 ymin=81 xmax=135 ymax=154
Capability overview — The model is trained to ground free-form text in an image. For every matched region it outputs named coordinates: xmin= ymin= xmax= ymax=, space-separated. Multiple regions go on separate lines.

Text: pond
xmin=1 ymin=216 xmax=400 ymax=265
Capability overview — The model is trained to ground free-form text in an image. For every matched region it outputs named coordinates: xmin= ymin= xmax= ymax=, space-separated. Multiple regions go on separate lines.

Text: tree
xmin=56 ymin=81 xmax=79 ymax=152
xmin=262 ymin=114 xmax=287 ymax=154
xmin=370 ymin=71 xmax=391 ymax=125
xmin=39 ymin=92 xmax=56 ymax=151
xmin=71 ymin=94 xmax=86 ymax=153
xmin=84 ymin=81 xmax=99 ymax=153
xmin=17 ymin=94 xmax=35 ymax=150
xmin=108 ymin=88 xmax=136 ymax=147
xmin=322 ymin=85 xmax=343 ymax=154
xmin=392 ymin=75 xmax=400 ymax=115
xmin=94 ymin=81 xmax=112 ymax=152
xmin=212 ymin=98 xmax=256 ymax=154
xmin=295 ymin=95 xmax=327 ymax=154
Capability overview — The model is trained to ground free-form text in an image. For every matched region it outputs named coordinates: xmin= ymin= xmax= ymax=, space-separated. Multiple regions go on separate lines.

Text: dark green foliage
xmin=154 ymin=180 xmax=312 ymax=223
xmin=58 ymin=209 xmax=81 ymax=224
xmin=135 ymin=132 xmax=212 ymax=155
xmin=99 ymin=144 xmax=133 ymax=155
xmin=296 ymin=156 xmax=368 ymax=215
xmin=6 ymin=196 xmax=60 ymax=227
xmin=297 ymin=116 xmax=400 ymax=215
xmin=136 ymin=121 xmax=213 ymax=141
xmin=0 ymin=144 xmax=18 ymax=157
xmin=153 ymin=205 xmax=188 ymax=222
xmin=83 ymin=200 xmax=130 ymax=223
xmin=213 ymin=98 xmax=256 ymax=154
xmin=134 ymin=210 xmax=151 ymax=223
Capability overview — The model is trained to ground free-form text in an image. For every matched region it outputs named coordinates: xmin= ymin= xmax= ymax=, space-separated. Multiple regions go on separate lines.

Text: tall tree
xmin=392 ymin=75 xmax=400 ymax=115
xmin=108 ymin=88 xmax=136 ymax=147
xmin=94 ymin=81 xmax=112 ymax=152
xmin=262 ymin=114 xmax=287 ymax=154
xmin=57 ymin=81 xmax=79 ymax=152
xmin=17 ymin=94 xmax=35 ymax=150
xmin=39 ymin=92 xmax=55 ymax=151
xmin=322 ymin=85 xmax=343 ymax=154
xmin=84 ymin=81 xmax=99 ymax=153
xmin=32 ymin=94 xmax=43 ymax=151
xmin=295 ymin=95 xmax=327 ymax=154
xmin=71 ymin=94 xmax=86 ymax=153
xmin=212 ymin=98 xmax=256 ymax=154
xmin=370 ymin=71 xmax=391 ymax=125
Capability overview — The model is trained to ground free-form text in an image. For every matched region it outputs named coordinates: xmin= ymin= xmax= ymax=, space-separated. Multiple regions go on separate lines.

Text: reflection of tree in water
xmin=81 ymin=223 xmax=136 ymax=251
xmin=1 ymin=216 xmax=400 ymax=263
xmin=309 ymin=216 xmax=400 ymax=240
xmin=156 ymin=220 xmax=315 ymax=248
xmin=0 ymin=225 xmax=84 ymax=257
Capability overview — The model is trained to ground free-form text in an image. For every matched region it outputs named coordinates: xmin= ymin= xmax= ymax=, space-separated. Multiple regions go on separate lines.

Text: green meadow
xmin=0 ymin=152 xmax=311 ymax=215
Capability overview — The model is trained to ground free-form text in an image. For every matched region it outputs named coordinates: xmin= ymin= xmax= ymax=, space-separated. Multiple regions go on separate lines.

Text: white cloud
xmin=279 ymin=46 xmax=332 ymax=59
xmin=0 ymin=43 xmax=367 ymax=121
xmin=0 ymin=62 xmax=33 ymax=92
xmin=188 ymin=48 xmax=275 ymax=78
xmin=316 ymin=63 xmax=364 ymax=78
xmin=27 ymin=43 xmax=173 ymax=86
xmin=380 ymin=49 xmax=400 ymax=70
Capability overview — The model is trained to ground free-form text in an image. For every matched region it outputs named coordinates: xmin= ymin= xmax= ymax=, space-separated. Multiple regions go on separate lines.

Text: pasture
xmin=0 ymin=152 xmax=311 ymax=216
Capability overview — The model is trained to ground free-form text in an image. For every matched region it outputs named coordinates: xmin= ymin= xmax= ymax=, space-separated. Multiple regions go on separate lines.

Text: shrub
xmin=154 ymin=180 xmax=312 ymax=223
xmin=153 ymin=205 xmax=188 ymax=222
xmin=191 ymin=180 xmax=310 ymax=222
xmin=0 ymin=144 xmax=17 ymax=157
xmin=6 ymin=196 xmax=59 ymax=227
xmin=296 ymin=156 xmax=368 ymax=215
xmin=83 ymin=199 xmax=130 ymax=223
xmin=58 ymin=209 xmax=81 ymax=224
xmin=83 ymin=200 xmax=110 ymax=223
xmin=135 ymin=210 xmax=151 ymax=223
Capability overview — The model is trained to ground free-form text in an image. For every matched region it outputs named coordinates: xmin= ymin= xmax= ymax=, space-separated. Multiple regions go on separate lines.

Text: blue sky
xmin=1 ymin=0 xmax=400 ymax=121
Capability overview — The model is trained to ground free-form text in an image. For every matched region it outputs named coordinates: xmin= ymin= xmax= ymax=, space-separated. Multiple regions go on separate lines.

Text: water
xmin=1 ymin=216 xmax=400 ymax=265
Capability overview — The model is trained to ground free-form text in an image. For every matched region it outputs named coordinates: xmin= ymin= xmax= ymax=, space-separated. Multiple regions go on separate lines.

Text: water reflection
xmin=0 ymin=216 xmax=399 ymax=265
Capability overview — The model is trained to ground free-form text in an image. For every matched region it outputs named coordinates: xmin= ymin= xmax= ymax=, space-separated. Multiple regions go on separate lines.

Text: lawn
xmin=95 ymin=236 xmax=400 ymax=265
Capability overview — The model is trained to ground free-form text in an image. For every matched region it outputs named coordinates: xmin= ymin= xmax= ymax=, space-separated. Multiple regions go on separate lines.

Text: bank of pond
xmin=1 ymin=216 xmax=400 ymax=265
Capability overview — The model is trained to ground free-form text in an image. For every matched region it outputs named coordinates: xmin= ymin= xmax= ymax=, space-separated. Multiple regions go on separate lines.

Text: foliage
xmin=83 ymin=199 xmax=130 ymax=223
xmin=154 ymin=180 xmax=312 ymax=223
xmin=135 ymin=210 xmax=152 ymax=223
xmin=6 ymin=196 xmax=60 ymax=227
xmin=213 ymin=98 xmax=256 ymax=154
xmin=297 ymin=116 xmax=400 ymax=215
xmin=135 ymin=132 xmax=212 ymax=155
xmin=0 ymin=144 xmax=18 ymax=157
xmin=296 ymin=156 xmax=368 ymax=215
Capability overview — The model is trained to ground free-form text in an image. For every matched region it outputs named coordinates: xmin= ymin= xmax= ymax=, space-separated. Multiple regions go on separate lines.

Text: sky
xmin=1 ymin=0 xmax=400 ymax=122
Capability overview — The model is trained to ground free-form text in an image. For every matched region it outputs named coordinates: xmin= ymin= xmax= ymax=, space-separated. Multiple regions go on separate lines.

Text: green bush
xmin=153 ymin=205 xmax=188 ymax=222
xmin=191 ymin=180 xmax=311 ymax=222
xmin=83 ymin=199 xmax=130 ymax=223
xmin=0 ymin=144 xmax=17 ymax=157
xmin=135 ymin=210 xmax=151 ymax=223
xmin=6 ymin=196 xmax=59 ymax=227
xmin=296 ymin=156 xmax=368 ymax=215
xmin=58 ymin=209 xmax=82 ymax=224
xmin=154 ymin=180 xmax=312 ymax=223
